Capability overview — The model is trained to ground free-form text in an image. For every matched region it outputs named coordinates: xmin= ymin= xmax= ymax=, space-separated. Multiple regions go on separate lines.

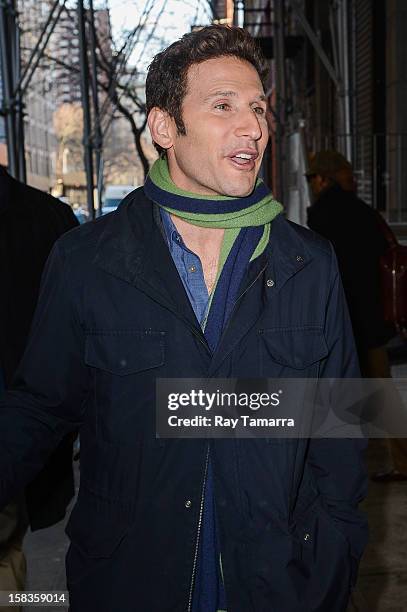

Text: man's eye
xmin=254 ymin=106 xmax=266 ymax=115
xmin=215 ymin=103 xmax=230 ymax=111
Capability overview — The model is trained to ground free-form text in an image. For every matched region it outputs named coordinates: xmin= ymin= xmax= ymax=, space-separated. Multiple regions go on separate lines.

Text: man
xmin=0 ymin=27 xmax=367 ymax=611
xmin=306 ymin=151 xmax=407 ymax=482
xmin=0 ymin=165 xmax=78 ymax=608
xmin=306 ymin=151 xmax=391 ymax=365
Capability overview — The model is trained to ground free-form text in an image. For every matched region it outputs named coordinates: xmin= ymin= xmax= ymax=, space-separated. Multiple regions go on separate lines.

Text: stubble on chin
xmin=228 ymin=176 xmax=257 ymax=198
xmin=221 ymin=185 xmax=256 ymax=198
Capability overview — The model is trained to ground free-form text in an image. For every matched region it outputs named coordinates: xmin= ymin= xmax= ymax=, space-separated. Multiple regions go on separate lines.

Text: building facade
xmin=16 ymin=0 xmax=58 ymax=190
xmin=50 ymin=6 xmax=112 ymax=107
xmin=214 ymin=1 xmax=407 ymax=228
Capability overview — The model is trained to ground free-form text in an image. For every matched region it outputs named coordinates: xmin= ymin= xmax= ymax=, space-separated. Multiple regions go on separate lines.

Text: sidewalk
xmin=355 ymin=438 xmax=407 ymax=612
xmin=22 ymin=483 xmax=75 ymax=612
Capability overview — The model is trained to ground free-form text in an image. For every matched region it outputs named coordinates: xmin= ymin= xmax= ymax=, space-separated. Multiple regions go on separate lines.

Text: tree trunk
xmin=133 ymin=118 xmax=149 ymax=180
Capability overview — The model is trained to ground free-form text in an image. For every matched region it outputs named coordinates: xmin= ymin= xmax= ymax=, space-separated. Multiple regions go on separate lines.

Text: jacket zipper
xmin=215 ymin=262 xmax=269 ymax=350
xmin=186 ymin=261 xmax=269 ymax=356
xmin=189 ymin=325 xmax=211 ymax=354
xmin=181 ymin=261 xmax=269 ymax=358
xmin=236 ymin=262 xmax=269 ymax=304
xmin=187 ymin=443 xmax=210 ymax=612
xmin=186 ymin=263 xmax=268 ymax=610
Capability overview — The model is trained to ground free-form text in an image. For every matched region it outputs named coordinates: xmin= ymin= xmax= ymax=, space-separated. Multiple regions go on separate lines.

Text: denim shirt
xmin=160 ymin=209 xmax=210 ymax=325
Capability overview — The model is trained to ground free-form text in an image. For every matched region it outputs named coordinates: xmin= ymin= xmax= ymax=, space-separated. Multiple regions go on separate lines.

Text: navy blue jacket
xmin=0 ymin=188 xmax=368 ymax=612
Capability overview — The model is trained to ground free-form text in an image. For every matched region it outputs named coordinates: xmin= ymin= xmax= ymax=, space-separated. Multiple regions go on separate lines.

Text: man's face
xmin=308 ymin=167 xmax=357 ymax=199
xmin=166 ymin=56 xmax=269 ymax=197
xmin=308 ymin=174 xmax=328 ymax=198
xmin=334 ymin=168 xmax=357 ymax=192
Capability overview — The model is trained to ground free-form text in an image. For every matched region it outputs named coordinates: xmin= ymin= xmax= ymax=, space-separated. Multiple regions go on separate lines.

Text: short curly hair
xmin=146 ymin=25 xmax=268 ymax=155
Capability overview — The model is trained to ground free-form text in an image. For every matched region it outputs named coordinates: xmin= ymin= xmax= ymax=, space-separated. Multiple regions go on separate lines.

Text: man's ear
xmin=148 ymin=107 xmax=174 ymax=151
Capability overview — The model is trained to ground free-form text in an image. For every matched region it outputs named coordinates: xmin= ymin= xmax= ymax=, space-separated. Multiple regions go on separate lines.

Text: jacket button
xmin=185 ymin=500 xmax=192 ymax=508
xmin=266 ymin=279 xmax=274 ymax=287
xmin=303 ymin=532 xmax=311 ymax=542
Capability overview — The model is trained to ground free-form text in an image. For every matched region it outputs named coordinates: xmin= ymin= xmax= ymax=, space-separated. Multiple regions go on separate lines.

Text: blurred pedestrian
xmin=0 ymin=165 xmax=78 ymax=608
xmin=306 ymin=150 xmax=407 ymax=481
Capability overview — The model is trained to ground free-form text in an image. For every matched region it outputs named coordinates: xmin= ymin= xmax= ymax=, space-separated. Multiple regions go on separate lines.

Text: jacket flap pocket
xmin=85 ymin=330 xmax=165 ymax=375
xmin=260 ymin=327 xmax=328 ymax=369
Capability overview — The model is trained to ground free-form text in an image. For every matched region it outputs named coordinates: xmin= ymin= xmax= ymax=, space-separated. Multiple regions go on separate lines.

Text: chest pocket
xmin=83 ymin=330 xmax=166 ymax=444
xmin=259 ymin=326 xmax=328 ymax=373
xmin=84 ymin=330 xmax=165 ymax=375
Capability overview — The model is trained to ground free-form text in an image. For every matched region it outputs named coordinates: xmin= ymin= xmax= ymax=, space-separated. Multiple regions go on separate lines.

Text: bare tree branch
xmin=41 ymin=0 xmax=160 ymax=179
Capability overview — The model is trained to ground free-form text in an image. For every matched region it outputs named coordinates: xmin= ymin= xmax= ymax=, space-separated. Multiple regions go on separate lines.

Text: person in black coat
xmin=306 ymin=150 xmax=407 ymax=481
xmin=0 ymin=165 xmax=78 ymax=600
xmin=306 ymin=151 xmax=391 ymax=359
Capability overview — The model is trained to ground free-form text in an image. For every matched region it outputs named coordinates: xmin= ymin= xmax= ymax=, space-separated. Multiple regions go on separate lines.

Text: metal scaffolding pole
xmin=273 ymin=0 xmax=287 ymax=202
xmin=1 ymin=0 xmax=67 ymax=181
xmin=233 ymin=0 xmax=244 ymax=27
xmin=0 ymin=0 xmax=21 ymax=179
xmin=88 ymin=0 xmax=103 ymax=216
xmin=290 ymin=0 xmax=340 ymax=90
xmin=78 ymin=0 xmax=95 ymax=219
xmin=14 ymin=21 xmax=26 ymax=182
xmin=334 ymin=0 xmax=352 ymax=160
xmin=290 ymin=0 xmax=351 ymax=156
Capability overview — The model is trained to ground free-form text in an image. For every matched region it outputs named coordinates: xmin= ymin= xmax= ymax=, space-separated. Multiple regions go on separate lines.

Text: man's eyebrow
xmin=203 ymin=90 xmax=237 ymax=101
xmin=203 ymin=91 xmax=267 ymax=103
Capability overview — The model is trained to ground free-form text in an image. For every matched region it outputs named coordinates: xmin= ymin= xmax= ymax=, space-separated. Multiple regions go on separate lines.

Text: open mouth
xmin=228 ymin=152 xmax=257 ymax=170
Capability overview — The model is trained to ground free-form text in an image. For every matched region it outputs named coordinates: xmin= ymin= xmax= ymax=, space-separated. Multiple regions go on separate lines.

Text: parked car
xmin=101 ymin=185 xmax=136 ymax=215
xmin=73 ymin=207 xmax=89 ymax=225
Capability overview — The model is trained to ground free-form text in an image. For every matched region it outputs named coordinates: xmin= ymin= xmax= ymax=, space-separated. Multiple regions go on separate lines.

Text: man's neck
xmin=170 ymin=214 xmax=224 ymax=254
xmin=170 ymin=214 xmax=224 ymax=294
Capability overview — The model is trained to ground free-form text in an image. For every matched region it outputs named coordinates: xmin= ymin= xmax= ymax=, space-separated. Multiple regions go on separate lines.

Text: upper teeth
xmin=235 ymin=153 xmax=252 ymax=159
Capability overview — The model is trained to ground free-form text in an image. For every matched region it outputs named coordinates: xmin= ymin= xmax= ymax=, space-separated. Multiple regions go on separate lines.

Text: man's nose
xmin=234 ymin=108 xmax=263 ymax=141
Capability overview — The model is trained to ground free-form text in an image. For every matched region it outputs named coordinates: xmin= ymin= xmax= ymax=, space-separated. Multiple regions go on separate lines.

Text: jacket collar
xmin=266 ymin=213 xmax=313 ymax=293
xmin=93 ymin=187 xmax=149 ymax=283
xmin=94 ymin=188 xmax=208 ymax=339
xmin=93 ymin=189 xmax=314 ymax=362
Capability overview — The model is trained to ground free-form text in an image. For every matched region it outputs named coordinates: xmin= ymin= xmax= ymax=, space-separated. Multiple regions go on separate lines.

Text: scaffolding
xmin=0 ymin=0 xmax=26 ymax=181
xmin=0 ymin=0 xmax=102 ymax=218
xmin=235 ymin=0 xmax=406 ymax=227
